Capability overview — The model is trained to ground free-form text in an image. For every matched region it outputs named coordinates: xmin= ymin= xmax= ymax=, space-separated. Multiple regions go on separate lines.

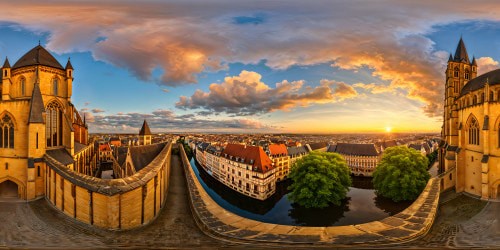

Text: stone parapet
xmin=180 ymin=145 xmax=441 ymax=246
xmin=44 ymin=142 xmax=172 ymax=230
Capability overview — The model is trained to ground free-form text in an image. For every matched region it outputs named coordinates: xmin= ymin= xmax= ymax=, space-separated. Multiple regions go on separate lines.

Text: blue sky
xmin=1 ymin=1 xmax=500 ymax=133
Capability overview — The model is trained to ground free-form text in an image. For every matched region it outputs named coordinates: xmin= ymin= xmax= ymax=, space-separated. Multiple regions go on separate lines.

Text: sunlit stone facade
xmin=440 ymin=38 xmax=500 ymax=200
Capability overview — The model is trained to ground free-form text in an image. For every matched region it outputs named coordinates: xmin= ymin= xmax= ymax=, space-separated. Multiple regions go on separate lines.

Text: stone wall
xmin=44 ymin=142 xmax=171 ymax=230
xmin=180 ymin=145 xmax=441 ymax=246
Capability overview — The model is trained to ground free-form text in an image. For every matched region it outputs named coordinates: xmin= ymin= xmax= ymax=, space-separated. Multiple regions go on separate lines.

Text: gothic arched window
xmin=490 ymin=91 xmax=494 ymax=102
xmin=53 ymin=78 xmax=59 ymax=96
xmin=498 ymin=122 xmax=500 ymax=148
xmin=20 ymin=77 xmax=25 ymax=96
xmin=468 ymin=117 xmax=480 ymax=145
xmin=465 ymin=69 xmax=470 ymax=80
xmin=46 ymin=101 xmax=63 ymax=147
xmin=473 ymin=95 xmax=477 ymax=105
xmin=0 ymin=114 xmax=14 ymax=148
xmin=454 ymin=67 xmax=459 ymax=77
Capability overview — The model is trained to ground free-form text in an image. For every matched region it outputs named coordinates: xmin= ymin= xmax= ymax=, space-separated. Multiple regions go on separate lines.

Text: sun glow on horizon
xmin=385 ymin=126 xmax=392 ymax=133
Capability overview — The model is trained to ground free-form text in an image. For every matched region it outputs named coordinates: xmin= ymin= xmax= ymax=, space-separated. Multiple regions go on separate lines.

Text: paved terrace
xmin=0 ymin=146 xmax=498 ymax=249
xmin=180 ymin=146 xmax=441 ymax=247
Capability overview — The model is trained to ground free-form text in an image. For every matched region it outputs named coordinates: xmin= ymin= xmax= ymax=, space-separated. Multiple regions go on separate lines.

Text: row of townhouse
xmin=195 ymin=140 xmax=435 ymax=199
xmin=197 ymin=143 xmax=277 ymax=200
xmin=194 ymin=142 xmax=312 ymax=200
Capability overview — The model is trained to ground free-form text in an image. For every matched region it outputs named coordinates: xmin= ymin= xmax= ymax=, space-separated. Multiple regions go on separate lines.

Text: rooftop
xmin=222 ymin=144 xmax=274 ymax=173
xmin=12 ymin=45 xmax=64 ymax=70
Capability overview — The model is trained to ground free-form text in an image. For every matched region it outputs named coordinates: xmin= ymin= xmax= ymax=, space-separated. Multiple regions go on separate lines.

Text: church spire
xmin=139 ymin=120 xmax=152 ymax=135
xmin=454 ymin=37 xmax=470 ymax=64
xmin=472 ymin=56 xmax=477 ymax=66
xmin=2 ymin=57 xmax=10 ymax=68
xmin=65 ymin=57 xmax=73 ymax=70
xmin=28 ymin=82 xmax=45 ymax=123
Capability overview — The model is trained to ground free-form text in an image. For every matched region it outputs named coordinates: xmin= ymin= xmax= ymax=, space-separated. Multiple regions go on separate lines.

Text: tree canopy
xmin=288 ymin=151 xmax=352 ymax=208
xmin=373 ymin=146 xmax=430 ymax=202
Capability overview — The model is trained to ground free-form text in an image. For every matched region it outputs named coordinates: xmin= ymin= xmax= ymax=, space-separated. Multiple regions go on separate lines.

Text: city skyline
xmin=2 ymin=1 xmax=500 ymax=133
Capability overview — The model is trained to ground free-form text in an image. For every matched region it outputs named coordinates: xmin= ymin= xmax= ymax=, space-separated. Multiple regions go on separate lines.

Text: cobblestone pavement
xmin=0 ymin=155 xmax=498 ymax=249
xmin=404 ymin=193 xmax=497 ymax=248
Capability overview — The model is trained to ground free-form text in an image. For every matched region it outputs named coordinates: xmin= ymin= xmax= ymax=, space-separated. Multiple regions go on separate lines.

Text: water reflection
xmin=190 ymin=158 xmax=410 ymax=226
xmin=288 ymin=197 xmax=351 ymax=226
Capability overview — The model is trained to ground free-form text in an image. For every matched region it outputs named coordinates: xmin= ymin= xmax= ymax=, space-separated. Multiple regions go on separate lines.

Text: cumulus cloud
xmin=82 ymin=108 xmax=272 ymax=133
xmin=4 ymin=1 xmax=500 ymax=116
xmin=476 ymin=57 xmax=500 ymax=75
xmin=176 ymin=70 xmax=358 ymax=115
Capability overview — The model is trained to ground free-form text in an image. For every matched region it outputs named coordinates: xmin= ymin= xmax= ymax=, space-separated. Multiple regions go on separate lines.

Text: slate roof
xmin=307 ymin=142 xmax=328 ymax=151
xmin=206 ymin=145 xmax=222 ymax=155
xmin=28 ymin=83 xmax=45 ymax=123
xmin=268 ymin=144 xmax=288 ymax=156
xmin=197 ymin=142 xmax=210 ymax=151
xmin=460 ymin=69 xmax=500 ymax=97
xmin=381 ymin=140 xmax=398 ymax=149
xmin=287 ymin=146 xmax=308 ymax=156
xmin=422 ymin=143 xmax=431 ymax=153
xmin=116 ymin=146 xmax=129 ymax=167
xmin=453 ymin=38 xmax=470 ymax=63
xmin=65 ymin=59 xmax=73 ymax=70
xmin=74 ymin=142 xmax=87 ymax=154
xmin=12 ymin=45 xmax=64 ymax=70
xmin=129 ymin=142 xmax=166 ymax=172
xmin=2 ymin=57 xmax=10 ymax=68
xmin=222 ymin=144 xmax=274 ymax=173
xmin=139 ymin=120 xmax=152 ymax=135
xmin=330 ymin=143 xmax=379 ymax=156
xmin=46 ymin=148 xmax=75 ymax=166
xmin=408 ymin=144 xmax=423 ymax=151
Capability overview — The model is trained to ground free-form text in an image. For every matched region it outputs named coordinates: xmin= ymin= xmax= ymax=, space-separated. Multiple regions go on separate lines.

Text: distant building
xmin=196 ymin=142 xmax=211 ymax=171
xmin=408 ymin=143 xmax=428 ymax=156
xmin=329 ymin=143 xmax=381 ymax=177
xmin=98 ymin=144 xmax=113 ymax=162
xmin=268 ymin=144 xmax=290 ymax=181
xmin=138 ymin=120 xmax=152 ymax=146
xmin=109 ymin=137 xmax=122 ymax=148
xmin=306 ymin=142 xmax=329 ymax=152
xmin=287 ymin=146 xmax=308 ymax=166
xmin=196 ymin=143 xmax=276 ymax=200
xmin=377 ymin=140 xmax=398 ymax=152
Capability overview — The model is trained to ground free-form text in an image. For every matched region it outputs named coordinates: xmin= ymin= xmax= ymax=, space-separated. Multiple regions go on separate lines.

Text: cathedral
xmin=0 ymin=44 xmax=91 ymax=200
xmin=0 ymin=44 xmax=172 ymax=229
xmin=440 ymin=38 xmax=500 ymax=200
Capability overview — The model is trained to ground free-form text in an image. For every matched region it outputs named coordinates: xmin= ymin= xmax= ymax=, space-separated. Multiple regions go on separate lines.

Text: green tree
xmin=288 ymin=152 xmax=352 ymax=208
xmin=373 ymin=146 xmax=430 ymax=202
xmin=426 ymin=150 xmax=438 ymax=168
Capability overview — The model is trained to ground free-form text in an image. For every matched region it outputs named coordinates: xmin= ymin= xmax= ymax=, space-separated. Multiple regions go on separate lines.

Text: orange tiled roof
xmin=222 ymin=144 xmax=274 ymax=173
xmin=269 ymin=144 xmax=288 ymax=156
xmin=99 ymin=144 xmax=112 ymax=152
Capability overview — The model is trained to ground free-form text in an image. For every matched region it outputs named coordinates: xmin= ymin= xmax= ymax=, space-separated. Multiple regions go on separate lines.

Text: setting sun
xmin=385 ymin=127 xmax=392 ymax=133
